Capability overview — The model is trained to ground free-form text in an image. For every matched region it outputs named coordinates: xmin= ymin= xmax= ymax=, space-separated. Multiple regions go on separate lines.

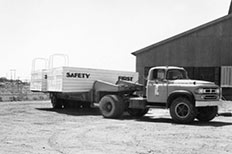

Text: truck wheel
xmin=196 ymin=106 xmax=218 ymax=122
xmin=99 ymin=95 xmax=125 ymax=118
xmin=170 ymin=97 xmax=196 ymax=124
xmin=51 ymin=94 xmax=63 ymax=109
xmin=128 ymin=108 xmax=149 ymax=117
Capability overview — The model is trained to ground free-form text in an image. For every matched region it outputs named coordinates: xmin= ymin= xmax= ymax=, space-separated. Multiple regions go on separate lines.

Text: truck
xmin=31 ymin=54 xmax=223 ymax=123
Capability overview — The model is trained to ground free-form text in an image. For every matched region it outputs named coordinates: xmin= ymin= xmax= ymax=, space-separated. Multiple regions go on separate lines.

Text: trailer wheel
xmin=170 ymin=97 xmax=196 ymax=123
xmin=50 ymin=94 xmax=63 ymax=109
xmin=196 ymin=106 xmax=218 ymax=122
xmin=99 ymin=95 xmax=125 ymax=118
xmin=128 ymin=108 xmax=149 ymax=117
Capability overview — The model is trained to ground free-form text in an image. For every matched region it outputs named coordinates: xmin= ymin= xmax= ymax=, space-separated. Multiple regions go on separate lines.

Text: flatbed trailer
xmin=30 ymin=54 xmax=141 ymax=114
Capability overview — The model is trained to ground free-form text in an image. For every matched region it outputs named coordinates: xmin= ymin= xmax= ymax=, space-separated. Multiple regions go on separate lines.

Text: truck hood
xmin=169 ymin=79 xmax=216 ymax=86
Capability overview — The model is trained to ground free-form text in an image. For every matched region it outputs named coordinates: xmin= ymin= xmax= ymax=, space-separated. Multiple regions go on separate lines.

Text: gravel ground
xmin=0 ymin=100 xmax=232 ymax=154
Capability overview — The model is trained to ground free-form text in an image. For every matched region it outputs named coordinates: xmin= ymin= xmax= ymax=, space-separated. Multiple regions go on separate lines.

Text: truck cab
xmin=145 ymin=66 xmax=221 ymax=123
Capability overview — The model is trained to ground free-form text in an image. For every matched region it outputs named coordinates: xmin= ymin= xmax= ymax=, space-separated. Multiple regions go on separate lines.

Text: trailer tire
xmin=196 ymin=106 xmax=218 ymax=122
xmin=128 ymin=108 xmax=149 ymax=117
xmin=51 ymin=94 xmax=63 ymax=109
xmin=170 ymin=97 xmax=196 ymax=124
xmin=99 ymin=95 xmax=125 ymax=118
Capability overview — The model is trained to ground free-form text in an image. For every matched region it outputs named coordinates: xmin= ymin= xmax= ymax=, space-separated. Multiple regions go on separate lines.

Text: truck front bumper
xmin=195 ymin=100 xmax=223 ymax=107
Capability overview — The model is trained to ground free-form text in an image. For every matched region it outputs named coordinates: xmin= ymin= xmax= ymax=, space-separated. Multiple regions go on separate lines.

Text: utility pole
xmin=10 ymin=69 xmax=16 ymax=81
xmin=10 ymin=69 xmax=16 ymax=95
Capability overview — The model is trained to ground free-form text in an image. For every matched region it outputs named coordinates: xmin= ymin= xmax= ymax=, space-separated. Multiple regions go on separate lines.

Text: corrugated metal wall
xmin=221 ymin=66 xmax=232 ymax=87
xmin=184 ymin=67 xmax=220 ymax=85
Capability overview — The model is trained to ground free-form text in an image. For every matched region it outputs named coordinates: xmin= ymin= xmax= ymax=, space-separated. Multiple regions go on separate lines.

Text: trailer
xmin=30 ymin=54 xmax=141 ymax=113
xmin=31 ymin=54 xmax=223 ymax=123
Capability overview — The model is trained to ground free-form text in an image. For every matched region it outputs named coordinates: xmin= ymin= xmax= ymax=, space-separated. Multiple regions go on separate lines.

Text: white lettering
xmin=118 ymin=76 xmax=133 ymax=81
xmin=154 ymin=85 xmax=159 ymax=95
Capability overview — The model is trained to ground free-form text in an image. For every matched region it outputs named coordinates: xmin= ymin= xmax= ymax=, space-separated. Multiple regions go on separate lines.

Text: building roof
xmin=132 ymin=14 xmax=232 ymax=56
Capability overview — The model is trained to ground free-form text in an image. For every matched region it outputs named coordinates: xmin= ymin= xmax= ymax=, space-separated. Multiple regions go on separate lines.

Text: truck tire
xmin=128 ymin=108 xmax=149 ymax=117
xmin=51 ymin=94 xmax=63 ymax=109
xmin=196 ymin=106 xmax=218 ymax=122
xmin=99 ymin=95 xmax=125 ymax=118
xmin=170 ymin=97 xmax=196 ymax=123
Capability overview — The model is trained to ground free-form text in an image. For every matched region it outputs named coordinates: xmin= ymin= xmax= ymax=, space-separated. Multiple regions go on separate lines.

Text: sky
xmin=0 ymin=0 xmax=231 ymax=81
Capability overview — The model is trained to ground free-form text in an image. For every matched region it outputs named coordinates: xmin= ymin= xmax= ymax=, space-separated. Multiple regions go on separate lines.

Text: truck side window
xmin=152 ymin=69 xmax=165 ymax=80
xmin=167 ymin=69 xmax=188 ymax=80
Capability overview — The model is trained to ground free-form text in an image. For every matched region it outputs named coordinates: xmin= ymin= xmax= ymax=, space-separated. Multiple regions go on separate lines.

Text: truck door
xmin=146 ymin=69 xmax=168 ymax=103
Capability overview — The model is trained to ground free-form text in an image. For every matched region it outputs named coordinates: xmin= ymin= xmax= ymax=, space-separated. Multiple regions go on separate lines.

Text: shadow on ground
xmin=36 ymin=107 xmax=102 ymax=116
xmin=218 ymin=112 xmax=232 ymax=117
xmin=131 ymin=115 xmax=232 ymax=127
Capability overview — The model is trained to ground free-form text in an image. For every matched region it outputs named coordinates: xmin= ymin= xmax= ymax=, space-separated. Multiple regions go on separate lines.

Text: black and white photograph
xmin=0 ymin=0 xmax=232 ymax=153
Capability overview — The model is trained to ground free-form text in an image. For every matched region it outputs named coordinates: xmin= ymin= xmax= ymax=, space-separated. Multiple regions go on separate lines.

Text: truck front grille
xmin=201 ymin=88 xmax=219 ymax=100
xmin=202 ymin=95 xmax=218 ymax=100
xmin=202 ymin=88 xmax=218 ymax=94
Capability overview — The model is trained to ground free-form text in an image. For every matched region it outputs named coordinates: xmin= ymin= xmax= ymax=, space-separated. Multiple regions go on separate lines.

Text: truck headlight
xmin=215 ymin=88 xmax=220 ymax=94
xmin=195 ymin=88 xmax=220 ymax=94
xmin=195 ymin=88 xmax=204 ymax=94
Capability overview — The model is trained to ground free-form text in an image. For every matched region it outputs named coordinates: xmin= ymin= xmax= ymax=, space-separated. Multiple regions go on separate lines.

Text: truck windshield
xmin=167 ymin=69 xmax=188 ymax=80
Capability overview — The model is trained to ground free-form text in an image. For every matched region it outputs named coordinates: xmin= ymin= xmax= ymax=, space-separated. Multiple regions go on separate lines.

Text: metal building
xmin=132 ymin=4 xmax=232 ymax=99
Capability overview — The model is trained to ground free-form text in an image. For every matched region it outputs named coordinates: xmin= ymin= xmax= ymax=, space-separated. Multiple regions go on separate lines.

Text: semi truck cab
xmin=143 ymin=66 xmax=222 ymax=123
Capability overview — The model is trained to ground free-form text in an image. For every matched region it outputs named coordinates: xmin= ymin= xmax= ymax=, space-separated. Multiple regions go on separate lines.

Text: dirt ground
xmin=0 ymin=101 xmax=232 ymax=154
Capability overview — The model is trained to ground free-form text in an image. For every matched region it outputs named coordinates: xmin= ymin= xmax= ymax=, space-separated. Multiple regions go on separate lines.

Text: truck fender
xmin=167 ymin=90 xmax=195 ymax=108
